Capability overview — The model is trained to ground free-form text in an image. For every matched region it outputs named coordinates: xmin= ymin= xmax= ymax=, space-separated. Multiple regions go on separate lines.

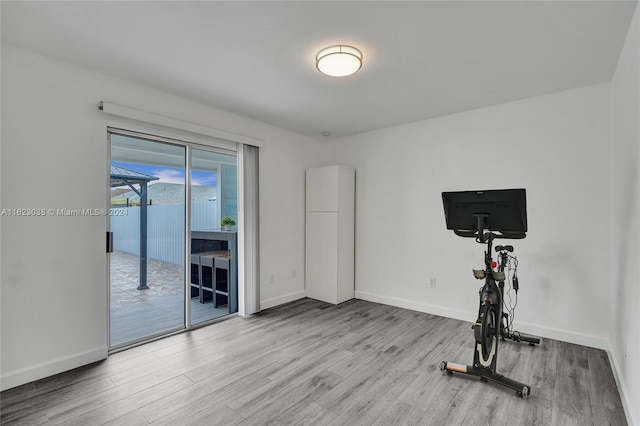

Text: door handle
xmin=106 ymin=231 xmax=114 ymax=253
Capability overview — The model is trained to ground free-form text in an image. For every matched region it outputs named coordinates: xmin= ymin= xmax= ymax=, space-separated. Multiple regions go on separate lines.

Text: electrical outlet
xmin=270 ymin=274 xmax=275 ymax=284
xmin=429 ymin=278 xmax=437 ymax=288
xmin=291 ymin=269 xmax=296 ymax=278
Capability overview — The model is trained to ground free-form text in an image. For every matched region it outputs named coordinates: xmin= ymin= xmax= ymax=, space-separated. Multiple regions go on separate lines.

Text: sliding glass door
xmin=108 ymin=130 xmax=239 ymax=349
xmin=190 ymin=148 xmax=238 ymax=325
xmin=109 ymin=132 xmax=186 ymax=348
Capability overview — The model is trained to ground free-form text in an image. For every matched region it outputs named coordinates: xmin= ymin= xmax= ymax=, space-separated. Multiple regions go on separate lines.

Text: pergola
xmin=110 ymin=164 xmax=159 ymax=290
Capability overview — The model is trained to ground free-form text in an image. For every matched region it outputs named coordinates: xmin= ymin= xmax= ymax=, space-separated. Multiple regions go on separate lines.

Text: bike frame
xmin=473 ymin=233 xmax=502 ymax=371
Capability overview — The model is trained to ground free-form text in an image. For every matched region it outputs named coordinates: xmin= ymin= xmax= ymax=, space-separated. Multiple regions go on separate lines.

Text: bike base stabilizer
xmin=439 ymin=361 xmax=531 ymax=398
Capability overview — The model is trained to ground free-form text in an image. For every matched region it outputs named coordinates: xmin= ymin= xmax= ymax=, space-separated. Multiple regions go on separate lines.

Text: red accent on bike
xmin=491 ymin=261 xmax=497 ymax=269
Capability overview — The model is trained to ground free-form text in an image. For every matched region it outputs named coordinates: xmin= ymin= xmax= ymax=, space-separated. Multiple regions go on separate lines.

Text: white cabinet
xmin=305 ymin=165 xmax=355 ymax=304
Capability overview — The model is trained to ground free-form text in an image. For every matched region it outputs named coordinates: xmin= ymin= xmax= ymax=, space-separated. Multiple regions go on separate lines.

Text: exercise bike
xmin=439 ymin=189 xmax=539 ymax=398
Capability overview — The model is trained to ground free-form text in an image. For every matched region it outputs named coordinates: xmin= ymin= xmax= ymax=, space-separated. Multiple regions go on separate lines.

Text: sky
xmin=112 ymin=161 xmax=216 ymax=188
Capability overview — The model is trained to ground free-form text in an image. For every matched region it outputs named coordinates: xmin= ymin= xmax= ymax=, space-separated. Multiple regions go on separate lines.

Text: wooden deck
xmin=0 ymin=298 xmax=627 ymax=425
xmin=110 ymin=251 xmax=232 ymax=347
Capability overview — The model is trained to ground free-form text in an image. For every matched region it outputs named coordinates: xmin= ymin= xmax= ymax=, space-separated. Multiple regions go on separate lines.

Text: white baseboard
xmin=512 ymin=321 xmax=608 ymax=350
xmin=355 ymin=290 xmax=476 ymax=323
xmin=260 ymin=290 xmax=306 ymax=311
xmin=0 ymin=346 xmax=107 ymax=392
xmin=607 ymin=347 xmax=638 ymax=426
xmin=354 ymin=290 xmax=608 ymax=350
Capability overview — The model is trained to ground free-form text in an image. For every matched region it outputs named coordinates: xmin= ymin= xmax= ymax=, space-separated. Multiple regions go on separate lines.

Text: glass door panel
xmin=109 ymin=132 xmax=186 ymax=348
xmin=190 ymin=148 xmax=238 ymax=325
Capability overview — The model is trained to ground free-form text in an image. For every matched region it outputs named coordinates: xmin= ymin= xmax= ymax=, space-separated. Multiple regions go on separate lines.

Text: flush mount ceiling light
xmin=316 ymin=45 xmax=363 ymax=77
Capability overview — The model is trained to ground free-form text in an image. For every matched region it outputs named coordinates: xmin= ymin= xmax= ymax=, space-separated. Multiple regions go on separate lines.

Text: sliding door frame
xmin=107 ymin=126 xmax=247 ymax=352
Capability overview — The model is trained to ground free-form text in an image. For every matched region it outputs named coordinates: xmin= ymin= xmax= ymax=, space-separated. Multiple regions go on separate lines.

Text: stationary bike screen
xmin=442 ymin=189 xmax=527 ymax=240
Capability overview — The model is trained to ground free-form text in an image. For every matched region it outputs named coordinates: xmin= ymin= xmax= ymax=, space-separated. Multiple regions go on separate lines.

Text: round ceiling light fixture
xmin=316 ymin=45 xmax=363 ymax=77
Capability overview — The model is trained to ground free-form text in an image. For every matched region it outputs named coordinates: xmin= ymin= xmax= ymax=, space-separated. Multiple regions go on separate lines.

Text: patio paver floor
xmin=110 ymin=250 xmax=230 ymax=347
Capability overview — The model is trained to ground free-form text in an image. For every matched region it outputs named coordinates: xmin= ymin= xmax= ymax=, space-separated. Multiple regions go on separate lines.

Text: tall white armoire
xmin=305 ymin=165 xmax=355 ymax=304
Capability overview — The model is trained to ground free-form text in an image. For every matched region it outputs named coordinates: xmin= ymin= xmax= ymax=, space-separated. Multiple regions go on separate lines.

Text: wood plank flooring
xmin=0 ymin=298 xmax=628 ymax=425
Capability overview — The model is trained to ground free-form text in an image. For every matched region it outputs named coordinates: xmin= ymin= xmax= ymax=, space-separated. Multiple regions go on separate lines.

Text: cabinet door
xmin=305 ymin=212 xmax=339 ymax=304
xmin=306 ymin=166 xmax=339 ymax=212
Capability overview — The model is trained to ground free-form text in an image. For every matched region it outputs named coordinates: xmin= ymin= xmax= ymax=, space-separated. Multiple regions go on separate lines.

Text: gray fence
xmin=111 ymin=201 xmax=220 ymax=265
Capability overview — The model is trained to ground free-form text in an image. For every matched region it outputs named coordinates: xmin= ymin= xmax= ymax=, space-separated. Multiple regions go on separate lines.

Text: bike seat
xmin=495 ymin=245 xmax=513 ymax=253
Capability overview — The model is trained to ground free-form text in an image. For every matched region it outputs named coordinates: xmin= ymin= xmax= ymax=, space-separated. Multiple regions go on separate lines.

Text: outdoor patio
xmin=110 ymin=250 xmax=230 ymax=347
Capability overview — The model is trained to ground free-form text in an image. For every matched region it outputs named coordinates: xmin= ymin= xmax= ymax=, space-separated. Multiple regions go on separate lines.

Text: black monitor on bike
xmin=442 ymin=189 xmax=527 ymax=240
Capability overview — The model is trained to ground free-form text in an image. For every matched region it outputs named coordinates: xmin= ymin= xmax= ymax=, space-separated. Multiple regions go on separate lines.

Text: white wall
xmin=0 ymin=44 xmax=323 ymax=390
xmin=328 ymin=83 xmax=613 ymax=349
xmin=256 ymin=121 xmax=330 ymax=308
xmin=611 ymin=3 xmax=640 ymax=424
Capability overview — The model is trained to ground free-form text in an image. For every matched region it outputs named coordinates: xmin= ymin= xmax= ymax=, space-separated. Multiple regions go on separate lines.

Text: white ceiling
xmin=1 ymin=1 xmax=637 ymax=140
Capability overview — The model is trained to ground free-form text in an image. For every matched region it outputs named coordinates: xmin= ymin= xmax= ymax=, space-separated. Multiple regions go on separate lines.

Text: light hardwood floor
xmin=0 ymin=298 xmax=627 ymax=425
